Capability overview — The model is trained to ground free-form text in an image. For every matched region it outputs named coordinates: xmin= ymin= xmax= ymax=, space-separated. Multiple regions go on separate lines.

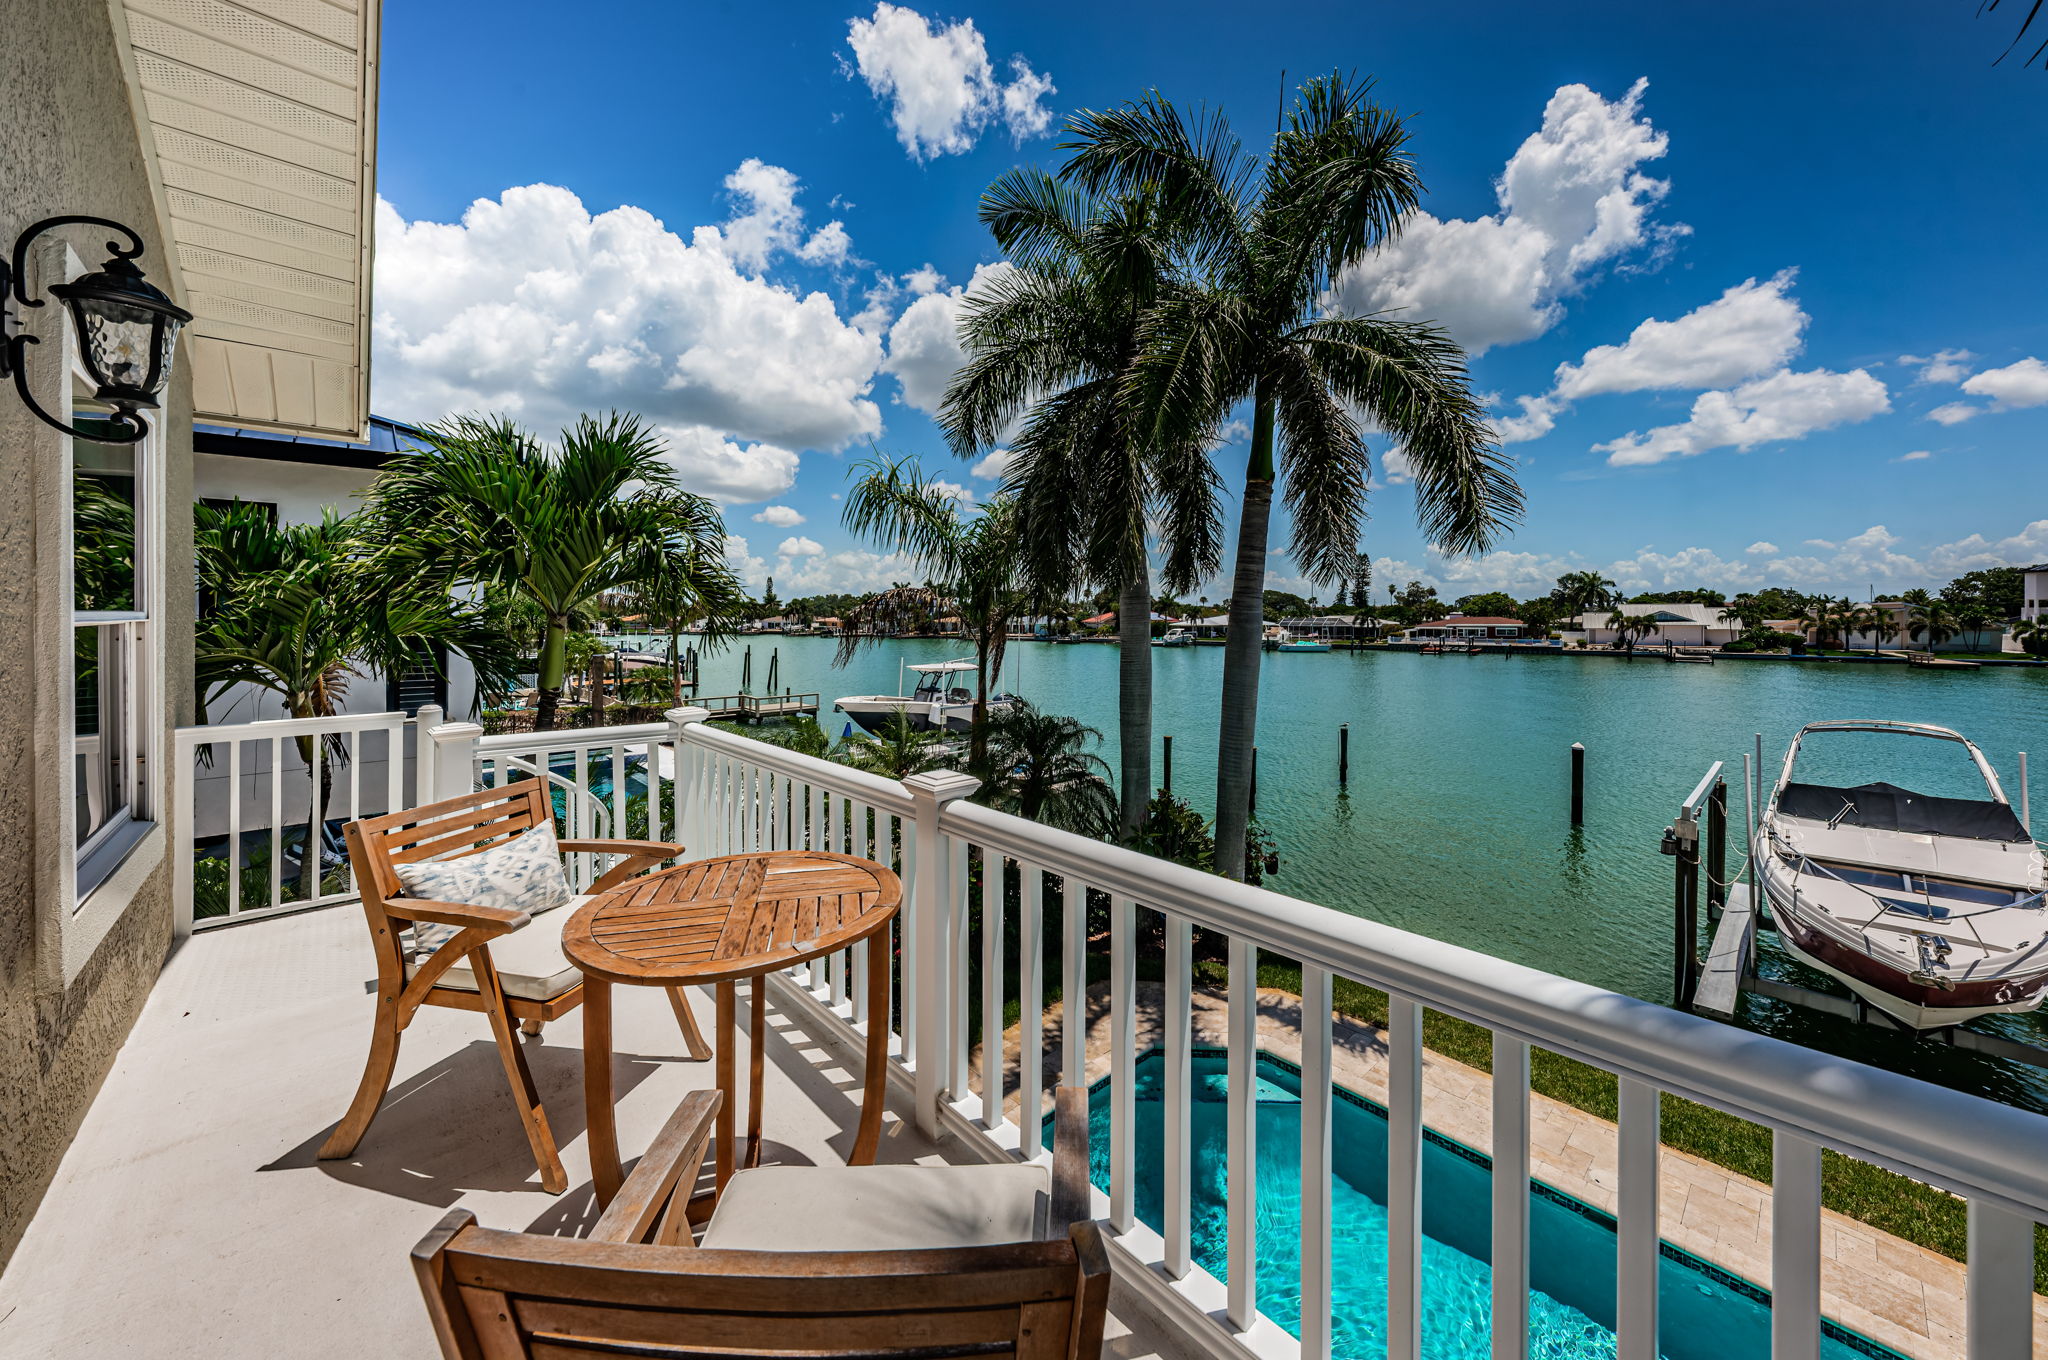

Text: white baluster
xmin=1616 ymin=1078 xmax=1660 ymax=1360
xmin=1226 ymin=935 xmax=1258 ymax=1331
xmin=1019 ymin=862 xmax=1045 ymax=1159
xmin=1109 ymin=895 xmax=1135 ymax=1229
xmin=903 ymin=770 xmax=979 ymax=1137
xmin=1062 ymin=875 xmax=1085 ymax=1086
xmin=1771 ymin=1131 xmax=1821 ymax=1360
xmin=1163 ymin=912 xmax=1192 ymax=1278
xmin=1491 ymin=1033 xmax=1530 ymax=1360
xmin=1965 ymin=1199 xmax=2034 ymax=1360
xmin=981 ymin=849 xmax=1005 ymax=1131
xmin=1300 ymin=965 xmax=1333 ymax=1360
xmin=1387 ymin=996 xmax=1422 ymax=1360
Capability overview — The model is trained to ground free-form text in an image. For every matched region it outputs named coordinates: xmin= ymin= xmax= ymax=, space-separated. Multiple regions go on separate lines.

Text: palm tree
xmin=1718 ymin=596 xmax=1770 ymax=634
xmin=1060 ymin=75 xmax=1523 ymax=877
xmin=1909 ymin=598 xmax=1960 ymax=650
xmin=195 ymin=501 xmax=523 ymax=895
xmin=837 ymin=456 xmax=1027 ymax=770
xmin=1554 ymin=570 xmax=1620 ymax=627
xmin=982 ymin=701 xmax=1118 ymax=837
xmin=752 ymin=716 xmax=833 ymax=759
xmin=359 ymin=413 xmax=745 ymax=731
xmin=941 ymin=173 xmax=1220 ymax=841
xmin=1843 ymin=604 xmax=1889 ymax=654
xmin=833 ymin=709 xmax=952 ymax=780
xmin=1606 ymin=609 xmax=1662 ymax=655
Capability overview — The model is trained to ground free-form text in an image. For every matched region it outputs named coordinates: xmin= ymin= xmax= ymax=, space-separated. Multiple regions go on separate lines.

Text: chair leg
xmin=319 ymin=1000 xmax=403 ymax=1160
xmin=519 ymin=1018 xmax=543 ymax=1038
xmin=474 ymin=961 xmax=568 ymax=1194
xmin=667 ymin=986 xmax=712 ymax=1061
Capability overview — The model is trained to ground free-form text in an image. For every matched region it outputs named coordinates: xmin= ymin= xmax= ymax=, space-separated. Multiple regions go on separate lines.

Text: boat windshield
xmin=1789 ymin=725 xmax=2004 ymax=804
xmin=1776 ymin=780 xmax=2029 ymax=843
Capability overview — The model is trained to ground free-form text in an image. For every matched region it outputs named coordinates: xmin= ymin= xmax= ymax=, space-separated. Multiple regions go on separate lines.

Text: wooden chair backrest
xmin=347 ymin=783 xmax=554 ymax=909
xmin=415 ymin=1217 xmax=1112 ymax=1360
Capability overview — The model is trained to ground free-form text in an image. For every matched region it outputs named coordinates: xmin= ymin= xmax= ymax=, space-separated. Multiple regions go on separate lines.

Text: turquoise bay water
xmin=1086 ymin=1051 xmax=1892 ymax=1360
xmin=638 ymin=633 xmax=2048 ymax=1107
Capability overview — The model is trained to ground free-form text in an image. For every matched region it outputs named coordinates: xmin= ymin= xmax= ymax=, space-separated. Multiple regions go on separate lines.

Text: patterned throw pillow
xmin=393 ymin=819 xmax=573 ymax=918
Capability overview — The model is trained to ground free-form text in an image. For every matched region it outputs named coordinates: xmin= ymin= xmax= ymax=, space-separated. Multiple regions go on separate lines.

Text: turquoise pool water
xmin=1084 ymin=1050 xmax=1896 ymax=1360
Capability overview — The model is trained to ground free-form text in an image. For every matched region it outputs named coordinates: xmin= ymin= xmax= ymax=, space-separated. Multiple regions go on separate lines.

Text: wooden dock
xmin=693 ymin=692 xmax=821 ymax=723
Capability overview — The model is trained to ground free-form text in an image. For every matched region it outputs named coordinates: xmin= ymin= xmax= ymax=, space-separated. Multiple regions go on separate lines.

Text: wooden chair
xmin=411 ymin=1088 xmax=1109 ymax=1360
xmin=322 ymin=782 xmax=711 ymax=1192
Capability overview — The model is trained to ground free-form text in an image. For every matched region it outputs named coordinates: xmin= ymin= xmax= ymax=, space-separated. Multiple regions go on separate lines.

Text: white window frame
xmin=28 ymin=233 xmax=169 ymax=986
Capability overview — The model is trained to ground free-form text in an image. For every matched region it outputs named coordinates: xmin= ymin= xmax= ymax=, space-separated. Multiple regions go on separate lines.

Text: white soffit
xmin=111 ymin=0 xmax=381 ymax=441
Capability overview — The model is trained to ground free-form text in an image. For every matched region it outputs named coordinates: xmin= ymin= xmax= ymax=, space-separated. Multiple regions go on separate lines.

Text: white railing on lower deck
xmin=660 ymin=707 xmax=2048 ymax=1360
xmin=174 ymin=709 xmax=410 ymax=932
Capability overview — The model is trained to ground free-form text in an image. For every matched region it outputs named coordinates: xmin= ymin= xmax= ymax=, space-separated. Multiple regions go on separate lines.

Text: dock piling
xmin=1570 ymin=743 xmax=1585 ymax=826
xmin=1250 ymin=746 xmax=1258 ymax=816
xmin=1162 ymin=735 xmax=1173 ymax=795
xmin=1339 ymin=724 xmax=1350 ymax=787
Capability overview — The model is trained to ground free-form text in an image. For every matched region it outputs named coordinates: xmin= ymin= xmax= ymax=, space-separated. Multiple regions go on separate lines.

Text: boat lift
xmin=1669 ymin=742 xmax=2048 ymax=1071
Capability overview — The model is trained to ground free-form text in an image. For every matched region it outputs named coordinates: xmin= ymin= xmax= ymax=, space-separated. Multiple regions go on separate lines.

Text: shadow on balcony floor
xmin=0 ymin=903 xmax=1188 ymax=1360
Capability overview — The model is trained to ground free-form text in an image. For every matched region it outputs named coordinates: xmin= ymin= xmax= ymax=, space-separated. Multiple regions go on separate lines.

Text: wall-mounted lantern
xmin=0 ymin=216 xmax=192 ymax=444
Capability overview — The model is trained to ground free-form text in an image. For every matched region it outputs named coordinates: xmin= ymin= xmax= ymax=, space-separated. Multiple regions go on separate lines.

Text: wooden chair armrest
xmin=565 ymin=840 xmax=688 ymax=895
xmin=588 ymin=1089 xmax=723 ymax=1246
xmin=558 ymin=839 xmax=688 ymax=859
xmin=1050 ymin=1085 xmax=1092 ymax=1232
xmin=385 ymin=897 xmax=530 ymax=934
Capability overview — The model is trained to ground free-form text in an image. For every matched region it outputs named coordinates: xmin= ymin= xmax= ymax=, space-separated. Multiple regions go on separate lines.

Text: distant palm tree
xmin=1909 ymin=598 xmax=1961 ymax=650
xmin=1555 ymin=570 xmax=1621 ymax=625
xmin=1606 ymin=609 xmax=1662 ymax=655
xmin=1718 ymin=596 xmax=1770 ymax=634
xmin=1060 ymin=74 xmax=1522 ymax=877
xmin=361 ymin=413 xmax=745 ymax=731
xmin=941 ymin=173 xmax=1218 ymax=839
xmin=833 ymin=709 xmax=952 ymax=780
xmin=982 ymin=701 xmax=1117 ymax=837
xmin=753 ymin=716 xmax=833 ymax=760
xmin=837 ymin=456 xmax=1025 ymax=770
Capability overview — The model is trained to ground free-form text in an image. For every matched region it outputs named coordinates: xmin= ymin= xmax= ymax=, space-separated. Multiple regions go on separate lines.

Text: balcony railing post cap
xmin=428 ymin=721 xmax=484 ymax=742
xmin=668 ymin=706 xmax=712 ymax=725
xmin=903 ymin=769 xmax=981 ymax=803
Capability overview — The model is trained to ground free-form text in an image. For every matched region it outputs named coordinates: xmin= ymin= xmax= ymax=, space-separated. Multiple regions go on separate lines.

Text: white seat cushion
xmin=700 ymin=1164 xmax=1051 ymax=1252
xmin=407 ymin=894 xmax=594 ymax=1003
xmin=392 ymin=820 xmax=574 ymax=916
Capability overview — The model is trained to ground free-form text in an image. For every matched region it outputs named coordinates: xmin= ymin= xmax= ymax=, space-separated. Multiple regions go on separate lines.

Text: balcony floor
xmin=0 ymin=906 xmax=1190 ymax=1360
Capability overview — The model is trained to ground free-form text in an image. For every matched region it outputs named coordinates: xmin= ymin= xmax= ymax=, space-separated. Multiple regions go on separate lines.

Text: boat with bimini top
xmin=1756 ymin=720 xmax=2048 ymax=1029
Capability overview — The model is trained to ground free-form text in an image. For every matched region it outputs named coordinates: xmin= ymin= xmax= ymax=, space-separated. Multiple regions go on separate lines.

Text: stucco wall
xmin=0 ymin=0 xmax=192 ymax=1268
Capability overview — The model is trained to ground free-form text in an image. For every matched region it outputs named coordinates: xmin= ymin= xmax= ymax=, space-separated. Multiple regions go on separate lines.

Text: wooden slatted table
xmin=563 ymin=850 xmax=901 ymax=1207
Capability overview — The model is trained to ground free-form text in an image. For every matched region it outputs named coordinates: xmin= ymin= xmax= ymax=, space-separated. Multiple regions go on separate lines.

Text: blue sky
xmin=369 ymin=1 xmax=2048 ymax=604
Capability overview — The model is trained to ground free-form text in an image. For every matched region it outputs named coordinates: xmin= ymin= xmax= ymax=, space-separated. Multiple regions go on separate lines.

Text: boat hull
xmin=1763 ymin=879 xmax=2048 ymax=1028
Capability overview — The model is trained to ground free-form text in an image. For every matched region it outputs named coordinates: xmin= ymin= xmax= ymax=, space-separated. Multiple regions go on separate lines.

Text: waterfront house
xmin=1398 ymin=613 xmax=1525 ymax=640
xmin=1290 ymin=613 xmax=1387 ymax=640
xmin=1561 ymin=601 xmax=1736 ymax=647
xmin=5 ymin=8 xmax=2047 ymax=1360
xmin=2026 ymin=566 xmax=2048 ymax=625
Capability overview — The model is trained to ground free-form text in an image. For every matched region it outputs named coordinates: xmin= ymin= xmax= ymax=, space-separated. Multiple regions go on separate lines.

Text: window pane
xmin=75 ymin=623 xmax=131 ymax=847
xmin=74 ymin=428 xmax=137 ymax=613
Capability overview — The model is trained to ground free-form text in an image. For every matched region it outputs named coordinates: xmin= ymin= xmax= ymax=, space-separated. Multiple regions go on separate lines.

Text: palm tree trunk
xmin=1215 ymin=391 xmax=1277 ymax=882
xmin=1117 ymin=566 xmax=1153 ymax=842
xmin=535 ymin=614 xmax=568 ymax=732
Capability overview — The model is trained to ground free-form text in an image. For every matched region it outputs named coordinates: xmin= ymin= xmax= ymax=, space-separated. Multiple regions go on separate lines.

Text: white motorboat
xmin=834 ymin=659 xmax=1016 ymax=735
xmin=1756 ymin=720 xmax=2048 ymax=1029
xmin=1153 ymin=627 xmax=1195 ymax=648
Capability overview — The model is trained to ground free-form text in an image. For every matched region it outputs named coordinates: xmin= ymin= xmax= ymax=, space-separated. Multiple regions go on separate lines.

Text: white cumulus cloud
xmin=881 ymin=261 xmax=1014 ymax=414
xmin=1894 ymin=449 xmax=1932 ymax=463
xmin=1746 ymin=541 xmax=1779 ymax=555
xmin=1597 ymin=367 xmax=1890 ymax=467
xmin=1924 ymin=356 xmax=2048 ymax=424
xmin=1899 ymin=348 xmax=1975 ymax=384
xmin=716 ymin=159 xmax=853 ymax=274
xmin=1332 ymin=79 xmax=1685 ymax=356
xmin=371 ymin=182 xmax=884 ymax=497
xmin=752 ymin=504 xmax=807 ymax=526
xmin=777 ymin=536 xmax=825 ymax=558
xmin=970 ymin=448 xmax=1012 ymax=480
xmin=844 ymin=3 xmax=1055 ymax=161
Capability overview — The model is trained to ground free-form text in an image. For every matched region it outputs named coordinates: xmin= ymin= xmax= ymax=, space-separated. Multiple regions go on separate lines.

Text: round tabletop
xmin=562 ymin=850 xmax=902 ymax=986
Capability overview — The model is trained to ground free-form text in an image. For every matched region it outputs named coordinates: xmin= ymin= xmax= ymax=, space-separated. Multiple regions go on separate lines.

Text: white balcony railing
xmin=173 ymin=703 xmax=2048 ymax=1360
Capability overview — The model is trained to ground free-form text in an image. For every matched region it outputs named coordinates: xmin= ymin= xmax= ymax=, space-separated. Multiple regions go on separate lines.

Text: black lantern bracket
xmin=1 ymin=216 xmax=190 ymax=444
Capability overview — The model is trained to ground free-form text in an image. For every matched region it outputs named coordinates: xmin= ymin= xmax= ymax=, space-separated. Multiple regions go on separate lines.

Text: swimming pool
xmin=1079 ymin=1050 xmax=1900 ymax=1360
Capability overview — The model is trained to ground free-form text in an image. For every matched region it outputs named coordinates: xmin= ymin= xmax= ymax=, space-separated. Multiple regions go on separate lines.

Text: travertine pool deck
xmin=991 ymin=981 xmax=2048 ymax=1360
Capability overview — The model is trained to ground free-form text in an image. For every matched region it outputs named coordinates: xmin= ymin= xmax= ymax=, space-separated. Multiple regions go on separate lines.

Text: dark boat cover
xmin=1777 ymin=780 xmax=2030 ymax=843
